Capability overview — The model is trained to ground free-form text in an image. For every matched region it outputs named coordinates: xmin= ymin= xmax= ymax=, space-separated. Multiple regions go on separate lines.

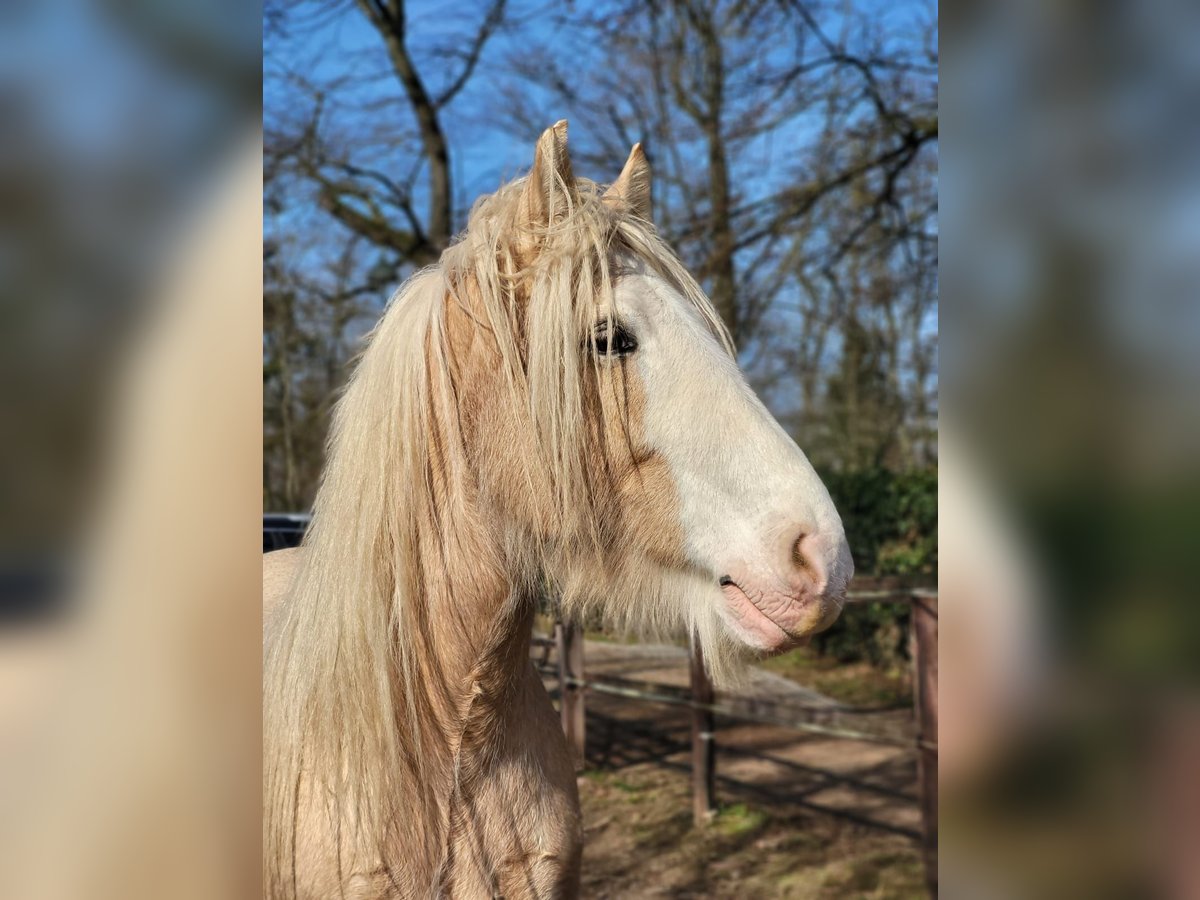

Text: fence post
xmin=689 ymin=634 xmax=716 ymax=825
xmin=911 ymin=592 xmax=938 ymax=897
xmin=556 ymin=620 xmax=586 ymax=762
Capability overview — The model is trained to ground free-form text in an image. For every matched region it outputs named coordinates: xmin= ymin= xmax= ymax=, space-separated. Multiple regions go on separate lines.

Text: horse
xmin=263 ymin=121 xmax=853 ymax=899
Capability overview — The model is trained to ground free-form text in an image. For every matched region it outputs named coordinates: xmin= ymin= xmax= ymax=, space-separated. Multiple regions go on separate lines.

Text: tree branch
xmin=434 ymin=0 xmax=506 ymax=108
xmin=355 ymin=0 xmax=453 ymax=248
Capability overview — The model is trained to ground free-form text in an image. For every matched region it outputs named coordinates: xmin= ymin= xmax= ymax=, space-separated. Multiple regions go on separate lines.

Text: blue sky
xmin=265 ymin=0 xmax=938 ymax=418
xmin=266 ymin=0 xmax=935 ymax=226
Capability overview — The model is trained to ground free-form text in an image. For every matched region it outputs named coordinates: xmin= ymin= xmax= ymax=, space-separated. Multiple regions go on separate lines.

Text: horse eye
xmin=591 ymin=321 xmax=638 ymax=358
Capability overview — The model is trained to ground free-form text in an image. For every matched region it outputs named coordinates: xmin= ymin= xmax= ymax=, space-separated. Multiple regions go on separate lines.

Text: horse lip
xmin=719 ymin=577 xmax=801 ymax=642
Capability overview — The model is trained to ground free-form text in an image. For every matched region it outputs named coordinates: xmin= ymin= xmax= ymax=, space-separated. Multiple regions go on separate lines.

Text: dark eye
xmin=591 ymin=321 xmax=638 ymax=358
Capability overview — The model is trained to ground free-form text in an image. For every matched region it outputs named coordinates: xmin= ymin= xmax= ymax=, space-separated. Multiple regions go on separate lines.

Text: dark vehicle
xmin=263 ymin=513 xmax=310 ymax=553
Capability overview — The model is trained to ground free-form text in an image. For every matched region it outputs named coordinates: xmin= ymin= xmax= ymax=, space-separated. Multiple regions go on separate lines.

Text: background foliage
xmin=813 ymin=467 xmax=936 ymax=666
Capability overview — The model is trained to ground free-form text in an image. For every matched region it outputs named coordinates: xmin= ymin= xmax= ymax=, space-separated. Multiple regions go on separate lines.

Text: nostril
xmin=791 ymin=534 xmax=809 ymax=572
xmin=791 ymin=531 xmax=827 ymax=589
xmin=718 ymin=575 xmax=734 ymax=587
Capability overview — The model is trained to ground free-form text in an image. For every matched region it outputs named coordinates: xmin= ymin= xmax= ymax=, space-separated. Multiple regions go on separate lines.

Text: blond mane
xmin=263 ymin=175 xmax=738 ymax=896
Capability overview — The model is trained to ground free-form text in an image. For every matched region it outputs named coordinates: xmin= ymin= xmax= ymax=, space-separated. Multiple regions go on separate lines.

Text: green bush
xmin=821 ymin=467 xmax=937 ymax=577
xmin=811 ymin=467 xmax=937 ymax=666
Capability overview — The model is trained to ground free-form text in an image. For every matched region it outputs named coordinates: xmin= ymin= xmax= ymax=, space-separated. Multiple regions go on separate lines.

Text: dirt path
xmin=538 ymin=638 xmax=927 ymax=898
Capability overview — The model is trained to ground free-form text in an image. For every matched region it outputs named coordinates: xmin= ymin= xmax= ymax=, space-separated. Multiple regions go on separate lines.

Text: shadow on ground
xmin=544 ymin=644 xmax=927 ymax=898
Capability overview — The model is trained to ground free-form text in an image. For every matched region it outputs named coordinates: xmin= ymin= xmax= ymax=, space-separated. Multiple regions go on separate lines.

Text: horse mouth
xmin=717 ymin=576 xmax=804 ymax=653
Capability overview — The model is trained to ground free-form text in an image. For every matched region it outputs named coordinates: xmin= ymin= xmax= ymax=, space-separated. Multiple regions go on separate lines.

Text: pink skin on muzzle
xmin=718 ymin=531 xmax=849 ymax=653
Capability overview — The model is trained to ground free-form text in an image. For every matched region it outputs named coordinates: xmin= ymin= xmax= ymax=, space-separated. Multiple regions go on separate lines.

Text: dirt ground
xmin=544 ymin=639 xmax=929 ymax=899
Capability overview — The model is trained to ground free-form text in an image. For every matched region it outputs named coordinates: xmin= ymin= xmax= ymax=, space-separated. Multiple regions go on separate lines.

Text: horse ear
xmin=604 ymin=143 xmax=652 ymax=221
xmin=520 ymin=120 xmax=577 ymax=229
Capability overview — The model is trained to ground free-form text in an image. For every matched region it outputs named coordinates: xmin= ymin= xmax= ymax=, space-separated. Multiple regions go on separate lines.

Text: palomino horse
xmin=263 ymin=122 xmax=853 ymax=899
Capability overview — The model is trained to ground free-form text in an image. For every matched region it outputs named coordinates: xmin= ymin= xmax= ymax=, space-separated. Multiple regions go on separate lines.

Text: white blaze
xmin=612 ymin=262 xmax=853 ymax=647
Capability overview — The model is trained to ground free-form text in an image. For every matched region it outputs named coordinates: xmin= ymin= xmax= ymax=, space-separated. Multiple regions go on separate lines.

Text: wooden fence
xmin=535 ymin=578 xmax=938 ymax=897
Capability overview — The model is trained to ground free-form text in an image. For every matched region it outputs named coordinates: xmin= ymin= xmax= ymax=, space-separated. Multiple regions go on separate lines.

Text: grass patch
xmin=813 ymin=849 xmax=927 ymax=898
xmin=580 ymin=769 xmax=647 ymax=800
xmin=578 ymin=761 xmax=923 ymax=900
xmin=712 ymin=802 xmax=769 ymax=838
xmin=762 ymin=647 xmax=912 ymax=707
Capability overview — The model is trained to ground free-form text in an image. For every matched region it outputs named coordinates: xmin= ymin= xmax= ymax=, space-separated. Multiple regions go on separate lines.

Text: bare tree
xmin=263 ymin=0 xmax=511 ymax=507
xmin=266 ymin=0 xmax=507 ymax=281
xmin=263 ymin=0 xmax=939 ymax=508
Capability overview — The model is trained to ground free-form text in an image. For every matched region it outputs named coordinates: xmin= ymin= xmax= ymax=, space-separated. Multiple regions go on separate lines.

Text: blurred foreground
xmin=0 ymin=1 xmax=261 ymax=898
xmin=941 ymin=0 xmax=1200 ymax=896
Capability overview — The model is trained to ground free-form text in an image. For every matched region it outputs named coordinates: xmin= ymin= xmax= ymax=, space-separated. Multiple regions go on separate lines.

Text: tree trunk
xmin=359 ymin=0 xmax=453 ymax=250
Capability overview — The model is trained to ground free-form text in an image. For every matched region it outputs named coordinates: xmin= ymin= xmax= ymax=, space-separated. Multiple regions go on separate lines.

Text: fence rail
xmin=539 ymin=580 xmax=938 ymax=897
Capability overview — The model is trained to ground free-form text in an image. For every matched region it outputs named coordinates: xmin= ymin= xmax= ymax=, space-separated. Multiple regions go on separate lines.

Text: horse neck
xmin=403 ymin=477 xmax=536 ymax=755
